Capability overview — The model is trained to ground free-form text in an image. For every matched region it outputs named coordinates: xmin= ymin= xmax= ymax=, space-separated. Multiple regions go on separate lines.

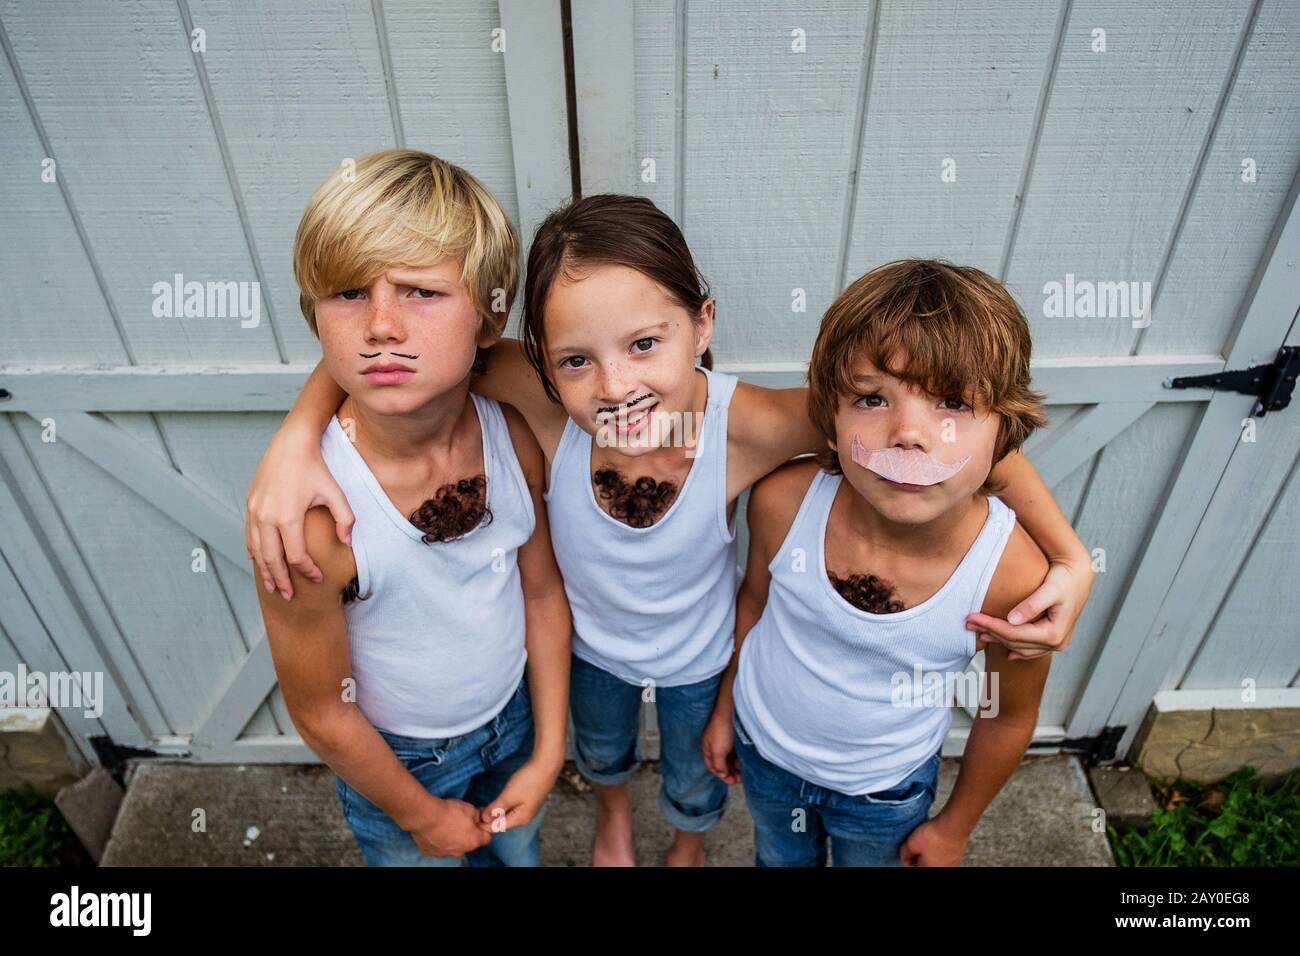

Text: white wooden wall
xmin=1 ymin=0 xmax=1298 ymax=767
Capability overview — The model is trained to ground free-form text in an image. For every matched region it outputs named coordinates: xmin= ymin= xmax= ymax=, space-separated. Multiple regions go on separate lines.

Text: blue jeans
xmin=733 ymin=711 xmax=940 ymax=867
xmin=335 ymin=679 xmax=544 ymax=867
xmin=569 ymin=653 xmax=729 ymax=831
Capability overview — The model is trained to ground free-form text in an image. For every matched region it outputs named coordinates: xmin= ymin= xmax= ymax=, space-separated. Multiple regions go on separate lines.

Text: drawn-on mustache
xmin=596 ymin=393 xmax=654 ymax=416
xmin=359 ymin=351 xmax=420 ymax=359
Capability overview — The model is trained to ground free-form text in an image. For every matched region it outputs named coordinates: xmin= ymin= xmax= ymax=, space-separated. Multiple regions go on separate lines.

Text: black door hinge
xmin=1165 ymin=345 xmax=1299 ymax=417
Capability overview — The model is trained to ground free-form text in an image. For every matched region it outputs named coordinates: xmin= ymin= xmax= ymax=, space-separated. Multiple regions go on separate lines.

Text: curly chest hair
xmin=341 ymin=473 xmax=491 ymax=604
xmin=592 ymin=467 xmax=679 ymax=528
xmin=826 ymin=570 xmax=906 ymax=614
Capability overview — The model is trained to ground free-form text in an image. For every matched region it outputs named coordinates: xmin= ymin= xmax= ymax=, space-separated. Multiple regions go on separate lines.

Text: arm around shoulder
xmin=253 ymin=506 xmax=357 ymax=743
xmin=976 ymin=521 xmax=1052 ymax=726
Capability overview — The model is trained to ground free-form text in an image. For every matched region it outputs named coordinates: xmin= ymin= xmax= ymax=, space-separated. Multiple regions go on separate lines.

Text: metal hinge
xmin=1165 ymin=345 xmax=1299 ymax=417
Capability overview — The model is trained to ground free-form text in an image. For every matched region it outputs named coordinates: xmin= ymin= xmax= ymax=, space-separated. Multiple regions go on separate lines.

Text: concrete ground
xmin=101 ymin=755 xmax=1114 ymax=866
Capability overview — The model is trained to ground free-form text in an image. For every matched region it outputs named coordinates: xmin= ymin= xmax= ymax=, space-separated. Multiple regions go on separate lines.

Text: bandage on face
xmin=849 ymin=435 xmax=969 ymax=486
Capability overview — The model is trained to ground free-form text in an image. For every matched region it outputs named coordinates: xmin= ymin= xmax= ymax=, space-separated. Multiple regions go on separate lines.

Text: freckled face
xmin=831 ymin=353 xmax=1000 ymax=524
xmin=313 ymin=259 xmax=500 ymax=416
xmin=542 ymin=263 xmax=712 ymax=458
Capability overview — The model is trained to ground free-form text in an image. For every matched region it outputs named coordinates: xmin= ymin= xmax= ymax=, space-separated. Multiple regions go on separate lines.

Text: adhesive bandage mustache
xmin=849 ymin=435 xmax=969 ymax=486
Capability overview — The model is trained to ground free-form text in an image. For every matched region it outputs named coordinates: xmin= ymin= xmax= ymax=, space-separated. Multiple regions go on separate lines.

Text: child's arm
xmin=254 ymin=506 xmax=491 ymax=859
xmin=246 ymin=342 xmax=567 ymax=600
xmin=970 ymin=450 xmax=1094 ymax=659
xmin=246 ymin=361 xmax=349 ymax=596
xmin=702 ymin=460 xmax=818 ymax=784
xmin=476 ymin=405 xmax=572 ymax=834
xmin=900 ymin=523 xmax=1052 ymax=866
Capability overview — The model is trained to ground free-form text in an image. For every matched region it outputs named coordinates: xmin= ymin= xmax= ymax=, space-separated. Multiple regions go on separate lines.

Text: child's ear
xmin=476 ymin=311 xmax=508 ymax=350
xmin=693 ymin=298 xmax=715 ymax=357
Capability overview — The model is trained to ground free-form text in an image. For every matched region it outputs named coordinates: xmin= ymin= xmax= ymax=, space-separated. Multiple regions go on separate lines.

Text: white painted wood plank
xmin=844 ymin=0 xmax=1060 ymax=279
xmin=156 ymin=410 xmax=300 ymax=732
xmin=679 ymin=1 xmax=873 ymax=363
xmin=1142 ymin=0 xmax=1300 ymax=357
xmin=499 ymin=0 xmax=573 ymax=242
xmin=10 ymin=412 xmax=254 ymax=735
xmin=1153 ymin=688 xmax=1300 ymax=710
xmin=0 ymin=0 xmax=283 ymax=364
xmin=629 ymin=0 xmax=679 ymax=216
xmin=188 ymin=737 xmax=317 ymax=763
xmin=0 ymin=20 xmax=129 ymax=364
xmin=1037 ymin=403 xmax=1204 ymax=728
xmin=571 ymin=0 xmax=636 ymax=195
xmin=1004 ymin=0 xmax=1252 ymax=359
xmin=1177 ymin=387 xmax=1300 ymax=688
xmin=383 ymin=0 xmax=520 ymax=222
xmin=105 ymin=407 xmax=281 ymax=742
xmin=0 ymin=415 xmax=164 ymax=745
xmin=0 ymin=549 xmax=104 ymax=766
xmin=0 ymin=451 xmax=150 ymax=750
xmin=1068 ymin=166 xmax=1300 ymax=745
xmin=191 ymin=635 xmax=278 ymax=750
xmin=38 ymin=412 xmax=245 ymax=568
xmin=1031 ymin=401 xmax=1154 ymax=487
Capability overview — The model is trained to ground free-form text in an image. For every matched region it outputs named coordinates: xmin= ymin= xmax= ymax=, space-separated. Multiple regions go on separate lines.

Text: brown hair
xmin=520 ymin=194 xmax=714 ymax=403
xmin=807 ymin=259 xmax=1047 ymax=492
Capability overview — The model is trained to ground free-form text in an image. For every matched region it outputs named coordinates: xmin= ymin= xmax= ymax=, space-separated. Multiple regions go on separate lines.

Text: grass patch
xmin=1109 ymin=767 xmax=1300 ymax=866
xmin=0 ymin=789 xmax=75 ymax=867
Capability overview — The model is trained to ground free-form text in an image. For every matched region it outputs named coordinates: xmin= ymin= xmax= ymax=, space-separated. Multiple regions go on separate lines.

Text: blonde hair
xmin=807 ymin=259 xmax=1047 ymax=490
xmin=293 ymin=149 xmax=519 ymax=338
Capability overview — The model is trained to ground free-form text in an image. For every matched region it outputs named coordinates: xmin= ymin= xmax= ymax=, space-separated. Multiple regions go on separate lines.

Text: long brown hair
xmin=521 ymin=194 xmax=714 ymax=403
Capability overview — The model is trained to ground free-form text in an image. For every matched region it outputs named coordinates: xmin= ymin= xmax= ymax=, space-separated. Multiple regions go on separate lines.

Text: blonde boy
xmin=253 ymin=150 xmax=570 ymax=866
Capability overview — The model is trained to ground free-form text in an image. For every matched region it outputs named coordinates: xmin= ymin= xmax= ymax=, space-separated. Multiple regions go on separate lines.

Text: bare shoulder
xmin=980 ymin=513 xmax=1050 ymax=620
xmin=728 ymin=381 xmax=809 ymax=444
xmin=726 ymin=381 xmax=821 ymax=494
xmin=257 ymin=506 xmax=357 ymax=622
xmin=499 ymin=400 xmax=545 ymax=490
xmin=747 ymin=457 xmax=821 ymax=560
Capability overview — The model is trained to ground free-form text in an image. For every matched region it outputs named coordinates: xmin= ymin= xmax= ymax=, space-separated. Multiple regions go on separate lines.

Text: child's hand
xmin=966 ymin=558 xmax=1093 ymax=660
xmin=409 ymin=797 xmax=491 ymax=858
xmin=899 ymin=817 xmax=968 ymax=866
xmin=701 ymin=709 xmax=741 ymax=784
xmin=476 ymin=758 xmax=558 ymax=834
xmin=245 ymin=428 xmax=354 ymax=600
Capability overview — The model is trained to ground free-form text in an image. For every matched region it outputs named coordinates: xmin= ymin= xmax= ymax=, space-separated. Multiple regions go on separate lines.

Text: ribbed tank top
xmin=319 ymin=393 xmax=534 ymax=738
xmin=734 ymin=468 xmax=1017 ymax=795
xmin=544 ymin=366 xmax=741 ymax=687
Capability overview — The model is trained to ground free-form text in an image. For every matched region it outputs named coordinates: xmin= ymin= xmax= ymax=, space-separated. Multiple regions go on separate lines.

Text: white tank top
xmin=734 ymin=469 xmax=1016 ymax=795
xmin=544 ymin=366 xmax=741 ymax=687
xmin=319 ymin=393 xmax=534 ymax=738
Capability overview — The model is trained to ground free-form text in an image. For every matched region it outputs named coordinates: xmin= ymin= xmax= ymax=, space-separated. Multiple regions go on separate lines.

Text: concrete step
xmin=101 ymin=755 xmax=1114 ymax=866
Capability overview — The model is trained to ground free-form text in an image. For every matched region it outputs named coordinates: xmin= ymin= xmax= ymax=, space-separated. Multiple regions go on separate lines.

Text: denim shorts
xmin=569 ymin=653 xmax=729 ymax=832
xmin=732 ymin=710 xmax=941 ymax=867
xmin=335 ymin=678 xmax=544 ymax=866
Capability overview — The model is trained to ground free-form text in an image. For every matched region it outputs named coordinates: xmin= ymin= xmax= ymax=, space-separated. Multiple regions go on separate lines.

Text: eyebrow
xmin=549 ymin=321 xmax=672 ymax=355
xmin=851 ymin=373 xmax=881 ymax=385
